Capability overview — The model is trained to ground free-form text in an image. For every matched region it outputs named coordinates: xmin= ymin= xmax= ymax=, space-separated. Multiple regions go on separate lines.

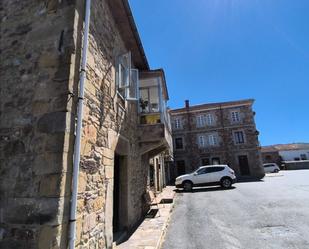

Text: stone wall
xmin=0 ymin=0 xmax=76 ymax=248
xmin=1 ymin=0 xmax=150 ymax=248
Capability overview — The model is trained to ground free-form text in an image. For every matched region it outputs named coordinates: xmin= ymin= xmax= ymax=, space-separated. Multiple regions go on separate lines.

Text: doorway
xmin=113 ymin=153 xmax=128 ymax=238
xmin=238 ymin=155 xmax=250 ymax=176
xmin=176 ymin=160 xmax=186 ymax=176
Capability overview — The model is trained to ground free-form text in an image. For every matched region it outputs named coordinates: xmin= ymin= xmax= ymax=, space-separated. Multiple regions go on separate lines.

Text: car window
xmin=196 ymin=168 xmax=207 ymax=175
xmin=264 ymin=164 xmax=273 ymax=168
xmin=205 ymin=167 xmax=225 ymax=173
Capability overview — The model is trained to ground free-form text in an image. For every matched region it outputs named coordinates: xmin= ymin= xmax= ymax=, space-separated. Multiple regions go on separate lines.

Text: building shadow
xmin=236 ymin=178 xmax=264 ymax=183
xmin=174 ymin=186 xmax=236 ymax=193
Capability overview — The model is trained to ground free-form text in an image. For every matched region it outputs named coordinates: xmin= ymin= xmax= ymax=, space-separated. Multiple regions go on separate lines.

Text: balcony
xmin=138 ymin=70 xmax=173 ymax=157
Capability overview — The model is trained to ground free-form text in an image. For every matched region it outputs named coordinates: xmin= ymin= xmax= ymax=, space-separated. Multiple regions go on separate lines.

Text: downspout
xmin=68 ymin=0 xmax=91 ymax=248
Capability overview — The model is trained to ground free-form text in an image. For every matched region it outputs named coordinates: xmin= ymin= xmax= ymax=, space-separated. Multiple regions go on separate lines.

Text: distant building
xmin=262 ymin=143 xmax=309 ymax=163
xmin=170 ymin=99 xmax=264 ymax=179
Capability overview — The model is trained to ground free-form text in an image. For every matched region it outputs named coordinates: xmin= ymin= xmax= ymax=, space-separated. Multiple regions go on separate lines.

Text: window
xmin=234 ymin=131 xmax=245 ymax=144
xmin=207 ymin=166 xmax=224 ymax=173
xmin=264 ymin=164 xmax=274 ymax=168
xmin=208 ymin=134 xmax=218 ymax=146
xmin=175 ymin=137 xmax=184 ymax=150
xmin=116 ymin=52 xmax=139 ymax=100
xmin=196 ymin=115 xmax=205 ymax=127
xmin=201 ymin=158 xmax=210 ymax=166
xmin=300 ymin=154 xmax=307 ymax=160
xmin=196 ymin=167 xmax=208 ymax=175
xmin=198 ymin=135 xmax=206 ymax=148
xmin=211 ymin=157 xmax=221 ymax=165
xmin=175 ymin=118 xmax=182 ymax=129
xmin=198 ymin=134 xmax=218 ymax=147
xmin=231 ymin=111 xmax=240 ymax=122
xmin=205 ymin=113 xmax=214 ymax=126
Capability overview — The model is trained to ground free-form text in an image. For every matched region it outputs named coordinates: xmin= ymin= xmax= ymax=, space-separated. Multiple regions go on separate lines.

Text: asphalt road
xmin=162 ymin=170 xmax=309 ymax=249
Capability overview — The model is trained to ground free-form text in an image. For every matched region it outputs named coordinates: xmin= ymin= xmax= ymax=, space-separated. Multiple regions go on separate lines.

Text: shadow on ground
xmin=174 ymin=186 xmax=236 ymax=193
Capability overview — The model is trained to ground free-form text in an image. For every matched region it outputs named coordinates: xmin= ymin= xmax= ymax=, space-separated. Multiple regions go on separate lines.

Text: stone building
xmin=0 ymin=0 xmax=172 ymax=248
xmin=170 ymin=99 xmax=264 ymax=179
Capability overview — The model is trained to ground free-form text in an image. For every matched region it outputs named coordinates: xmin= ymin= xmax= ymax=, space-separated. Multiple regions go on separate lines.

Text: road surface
xmin=162 ymin=170 xmax=309 ymax=249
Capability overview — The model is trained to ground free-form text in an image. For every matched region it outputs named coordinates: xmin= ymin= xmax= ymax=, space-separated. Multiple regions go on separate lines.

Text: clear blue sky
xmin=129 ymin=0 xmax=309 ymax=146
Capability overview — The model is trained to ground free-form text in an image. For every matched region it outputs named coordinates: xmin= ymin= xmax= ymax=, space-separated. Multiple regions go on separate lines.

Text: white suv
xmin=263 ymin=163 xmax=280 ymax=173
xmin=175 ymin=165 xmax=236 ymax=191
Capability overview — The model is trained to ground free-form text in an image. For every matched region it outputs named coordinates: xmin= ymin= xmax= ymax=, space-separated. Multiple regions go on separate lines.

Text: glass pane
xmin=139 ymin=89 xmax=149 ymax=112
xmin=127 ymin=68 xmax=138 ymax=100
xmin=149 ymin=87 xmax=159 ymax=112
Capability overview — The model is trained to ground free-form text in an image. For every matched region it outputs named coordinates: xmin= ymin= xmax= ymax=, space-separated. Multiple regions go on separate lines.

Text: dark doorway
xmin=113 ymin=153 xmax=121 ymax=233
xmin=156 ymin=158 xmax=160 ymax=191
xmin=149 ymin=164 xmax=155 ymax=188
xmin=176 ymin=160 xmax=186 ymax=176
xmin=238 ymin=155 xmax=250 ymax=175
xmin=113 ymin=153 xmax=128 ymax=238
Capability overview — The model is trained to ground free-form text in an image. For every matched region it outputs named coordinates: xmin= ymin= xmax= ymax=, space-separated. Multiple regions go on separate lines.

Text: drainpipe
xmin=68 ymin=0 xmax=91 ymax=248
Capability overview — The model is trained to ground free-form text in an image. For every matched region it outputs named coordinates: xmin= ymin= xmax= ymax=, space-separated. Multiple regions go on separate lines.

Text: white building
xmin=279 ymin=149 xmax=309 ymax=161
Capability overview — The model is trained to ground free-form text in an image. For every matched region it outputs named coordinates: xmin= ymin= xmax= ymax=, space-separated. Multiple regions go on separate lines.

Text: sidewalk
xmin=116 ymin=186 xmax=176 ymax=249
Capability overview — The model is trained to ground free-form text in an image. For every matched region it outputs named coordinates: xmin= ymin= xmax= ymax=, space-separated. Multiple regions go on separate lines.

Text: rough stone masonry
xmin=0 ymin=0 xmax=151 ymax=248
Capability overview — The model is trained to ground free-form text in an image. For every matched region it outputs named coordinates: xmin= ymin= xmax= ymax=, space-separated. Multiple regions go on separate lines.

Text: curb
xmin=155 ymin=194 xmax=176 ymax=249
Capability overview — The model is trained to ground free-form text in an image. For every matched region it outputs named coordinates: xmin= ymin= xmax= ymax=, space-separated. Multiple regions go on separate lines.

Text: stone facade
xmin=0 ymin=1 xmax=170 ymax=249
xmin=170 ymin=100 xmax=264 ymax=179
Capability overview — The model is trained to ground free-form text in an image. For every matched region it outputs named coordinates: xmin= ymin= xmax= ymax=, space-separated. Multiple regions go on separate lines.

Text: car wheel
xmin=221 ymin=177 xmax=232 ymax=188
xmin=274 ymin=169 xmax=279 ymax=173
xmin=183 ymin=181 xmax=193 ymax=192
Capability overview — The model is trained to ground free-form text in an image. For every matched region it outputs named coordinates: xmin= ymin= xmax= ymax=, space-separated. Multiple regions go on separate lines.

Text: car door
xmin=193 ymin=168 xmax=213 ymax=185
xmin=210 ymin=166 xmax=225 ymax=182
xmin=263 ymin=164 xmax=271 ymax=173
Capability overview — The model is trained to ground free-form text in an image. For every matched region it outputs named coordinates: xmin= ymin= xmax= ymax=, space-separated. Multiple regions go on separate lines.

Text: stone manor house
xmin=0 ymin=0 xmax=172 ymax=248
xmin=170 ymin=100 xmax=265 ymax=179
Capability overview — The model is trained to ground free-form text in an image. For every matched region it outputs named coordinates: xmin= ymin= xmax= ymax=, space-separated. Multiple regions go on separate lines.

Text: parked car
xmin=263 ymin=163 xmax=280 ymax=173
xmin=175 ymin=165 xmax=237 ymax=191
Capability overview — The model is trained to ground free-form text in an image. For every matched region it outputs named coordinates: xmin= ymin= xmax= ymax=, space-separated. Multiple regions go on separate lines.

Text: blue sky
xmin=129 ymin=0 xmax=309 ymax=146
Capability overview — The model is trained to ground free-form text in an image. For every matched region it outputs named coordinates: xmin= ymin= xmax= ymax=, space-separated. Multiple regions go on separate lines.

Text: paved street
xmin=162 ymin=170 xmax=309 ymax=249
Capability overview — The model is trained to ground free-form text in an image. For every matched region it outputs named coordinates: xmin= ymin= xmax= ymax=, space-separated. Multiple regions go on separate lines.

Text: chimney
xmin=185 ymin=100 xmax=190 ymax=108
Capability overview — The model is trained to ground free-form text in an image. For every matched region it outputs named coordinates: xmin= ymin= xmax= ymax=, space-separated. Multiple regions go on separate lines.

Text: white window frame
xmin=205 ymin=113 xmax=214 ymax=126
xmin=196 ymin=115 xmax=205 ymax=127
xmin=234 ymin=130 xmax=245 ymax=144
xmin=127 ymin=68 xmax=139 ymax=101
xmin=175 ymin=118 xmax=182 ymax=129
xmin=116 ymin=52 xmax=139 ymax=101
xmin=208 ymin=134 xmax=218 ymax=146
xmin=231 ymin=111 xmax=240 ymax=123
xmin=198 ymin=135 xmax=206 ymax=148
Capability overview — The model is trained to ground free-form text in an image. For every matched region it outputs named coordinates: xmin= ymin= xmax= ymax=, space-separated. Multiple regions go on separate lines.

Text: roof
xmin=171 ymin=99 xmax=254 ymax=114
xmin=140 ymin=69 xmax=169 ymax=100
xmin=108 ymin=0 xmax=149 ymax=70
xmin=262 ymin=143 xmax=309 ymax=152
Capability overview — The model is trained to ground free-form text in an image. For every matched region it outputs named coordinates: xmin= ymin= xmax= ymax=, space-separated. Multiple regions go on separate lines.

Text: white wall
xmin=279 ymin=149 xmax=309 ymax=161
